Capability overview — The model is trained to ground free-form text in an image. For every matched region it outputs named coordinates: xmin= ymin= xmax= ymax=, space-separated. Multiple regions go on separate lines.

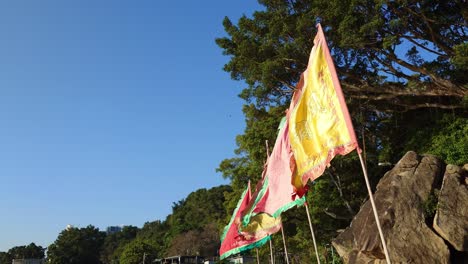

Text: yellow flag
xmin=239 ymin=213 xmax=282 ymax=240
xmin=289 ymin=24 xmax=358 ymax=192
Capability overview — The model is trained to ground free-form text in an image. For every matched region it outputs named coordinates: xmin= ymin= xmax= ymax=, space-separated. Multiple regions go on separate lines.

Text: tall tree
xmin=216 ymin=0 xmax=467 ymax=112
xmin=7 ymin=243 xmax=45 ymax=260
xmin=136 ymin=220 xmax=169 ymax=257
xmin=100 ymin=226 xmax=139 ymax=264
xmin=135 ymin=185 xmax=232 ymax=258
xmin=47 ymin=225 xmax=105 ymax=264
xmin=119 ymin=240 xmax=158 ymax=264
xmin=0 ymin=252 xmax=11 ymax=264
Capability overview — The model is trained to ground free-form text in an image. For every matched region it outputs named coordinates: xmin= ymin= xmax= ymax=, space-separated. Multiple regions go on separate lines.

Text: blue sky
xmin=0 ymin=1 xmax=262 ymax=251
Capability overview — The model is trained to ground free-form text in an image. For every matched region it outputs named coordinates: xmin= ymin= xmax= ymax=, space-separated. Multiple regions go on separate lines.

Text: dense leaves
xmin=0 ymin=252 xmax=10 ymax=264
xmin=8 ymin=243 xmax=44 ymax=260
xmin=119 ymin=240 xmax=157 ymax=264
xmin=139 ymin=185 xmax=232 ymax=258
xmin=0 ymin=243 xmax=44 ymax=264
xmin=100 ymin=226 xmax=139 ymax=264
xmin=47 ymin=225 xmax=105 ymax=264
xmin=217 ymin=0 xmax=467 ymax=112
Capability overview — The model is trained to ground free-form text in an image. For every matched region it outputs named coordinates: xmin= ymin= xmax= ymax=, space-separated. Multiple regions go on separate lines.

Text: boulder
xmin=433 ymin=164 xmax=468 ymax=251
xmin=333 ymin=151 xmax=450 ymax=263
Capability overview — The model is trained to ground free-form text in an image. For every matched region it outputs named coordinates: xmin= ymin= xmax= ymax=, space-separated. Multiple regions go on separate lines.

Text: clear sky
xmin=0 ymin=1 xmax=262 ymax=252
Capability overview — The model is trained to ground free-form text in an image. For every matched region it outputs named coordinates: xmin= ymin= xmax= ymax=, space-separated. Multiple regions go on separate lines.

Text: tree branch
xmin=327 ymin=170 xmax=356 ymax=216
xmin=323 ymin=208 xmax=353 ymax=220
xmin=402 ymin=35 xmax=448 ymax=57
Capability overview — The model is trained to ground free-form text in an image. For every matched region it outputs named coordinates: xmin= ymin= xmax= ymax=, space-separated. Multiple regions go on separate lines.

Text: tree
xmin=47 ymin=225 xmax=105 ymax=264
xmin=136 ymin=220 xmax=169 ymax=257
xmin=134 ymin=185 xmax=232 ymax=258
xmin=216 ymin=0 xmax=467 ymax=112
xmin=0 ymin=252 xmax=11 ymax=264
xmin=100 ymin=226 xmax=139 ymax=264
xmin=119 ymin=240 xmax=157 ymax=264
xmin=7 ymin=243 xmax=45 ymax=260
xmin=165 ymin=222 xmax=220 ymax=257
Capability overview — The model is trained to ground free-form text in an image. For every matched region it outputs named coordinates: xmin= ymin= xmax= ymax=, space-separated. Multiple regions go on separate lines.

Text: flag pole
xmin=267 ymin=139 xmax=289 ymax=264
xmin=358 ymin=152 xmax=391 ymax=264
xmin=265 ymin=140 xmax=275 ymax=264
xmin=315 ymin=23 xmax=391 ymax=263
xmin=269 ymin=238 xmax=275 ymax=264
xmin=280 ymin=222 xmax=290 ymax=264
xmin=305 ymin=204 xmax=321 ymax=264
xmin=256 ymin=248 xmax=260 ymax=264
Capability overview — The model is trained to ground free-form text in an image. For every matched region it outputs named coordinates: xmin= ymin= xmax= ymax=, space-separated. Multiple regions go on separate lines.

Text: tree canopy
xmin=0 ymin=243 xmax=45 ymax=264
xmin=100 ymin=226 xmax=139 ymax=264
xmin=119 ymin=240 xmax=158 ymax=264
xmin=216 ymin=0 xmax=467 ymax=112
xmin=138 ymin=185 xmax=232 ymax=258
xmin=47 ymin=225 xmax=105 ymax=264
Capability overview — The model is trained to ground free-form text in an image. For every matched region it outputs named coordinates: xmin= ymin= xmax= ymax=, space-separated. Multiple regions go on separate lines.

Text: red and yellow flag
xmin=289 ymin=24 xmax=358 ymax=192
xmin=219 ymin=182 xmax=278 ymax=260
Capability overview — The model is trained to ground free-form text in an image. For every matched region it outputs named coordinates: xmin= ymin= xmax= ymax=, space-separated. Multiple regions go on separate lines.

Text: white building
xmin=12 ymin=259 xmax=45 ymax=264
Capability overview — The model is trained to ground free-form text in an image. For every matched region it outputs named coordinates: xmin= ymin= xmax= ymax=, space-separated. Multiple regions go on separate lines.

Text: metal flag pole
xmin=280 ymin=222 xmax=290 ymax=264
xmin=269 ymin=238 xmax=275 ymax=264
xmin=305 ymin=204 xmax=321 ymax=264
xmin=358 ymin=152 xmax=391 ymax=264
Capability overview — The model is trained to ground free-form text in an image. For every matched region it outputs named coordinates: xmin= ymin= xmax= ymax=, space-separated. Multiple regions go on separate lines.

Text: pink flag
xmin=241 ymin=105 xmax=306 ymax=227
xmin=219 ymin=182 xmax=271 ymax=260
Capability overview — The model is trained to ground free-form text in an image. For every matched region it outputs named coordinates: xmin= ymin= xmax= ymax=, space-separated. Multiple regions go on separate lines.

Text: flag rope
xmin=305 ymin=204 xmax=321 ymax=264
xmin=358 ymin=152 xmax=392 ymax=264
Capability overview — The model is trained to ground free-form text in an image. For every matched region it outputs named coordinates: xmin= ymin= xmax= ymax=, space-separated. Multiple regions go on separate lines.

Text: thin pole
xmin=305 ymin=204 xmax=321 ymax=264
xmin=265 ymin=140 xmax=270 ymax=157
xmin=256 ymin=248 xmax=260 ymax=264
xmin=331 ymin=245 xmax=335 ymax=264
xmin=280 ymin=223 xmax=290 ymax=264
xmin=358 ymin=152 xmax=391 ymax=264
xmin=269 ymin=238 xmax=275 ymax=264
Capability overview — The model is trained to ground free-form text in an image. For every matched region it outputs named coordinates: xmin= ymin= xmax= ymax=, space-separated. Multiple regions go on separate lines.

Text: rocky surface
xmin=433 ymin=164 xmax=468 ymax=252
xmin=332 ymin=151 xmax=463 ymax=263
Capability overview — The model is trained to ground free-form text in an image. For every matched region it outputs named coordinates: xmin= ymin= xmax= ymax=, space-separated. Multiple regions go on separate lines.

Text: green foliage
xmin=119 ymin=240 xmax=157 ymax=264
xmin=136 ymin=220 xmax=168 ymax=257
xmin=136 ymin=185 xmax=232 ymax=258
xmin=217 ymin=0 xmax=467 ymax=112
xmin=404 ymin=113 xmax=468 ymax=165
xmin=452 ymin=43 xmax=468 ymax=83
xmin=0 ymin=252 xmax=11 ymax=264
xmin=422 ymin=189 xmax=440 ymax=221
xmin=100 ymin=226 xmax=139 ymax=264
xmin=0 ymin=243 xmax=45 ymax=264
xmin=7 ymin=243 xmax=45 ymax=260
xmin=47 ymin=225 xmax=105 ymax=264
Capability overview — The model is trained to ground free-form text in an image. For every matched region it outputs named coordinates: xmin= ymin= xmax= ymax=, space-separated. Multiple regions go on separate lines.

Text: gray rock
xmin=433 ymin=164 xmax=468 ymax=252
xmin=333 ymin=151 xmax=450 ymax=263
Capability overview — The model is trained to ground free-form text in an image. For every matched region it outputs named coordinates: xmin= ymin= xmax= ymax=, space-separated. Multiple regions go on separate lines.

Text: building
xmin=106 ymin=225 xmax=123 ymax=234
xmin=12 ymin=259 xmax=45 ymax=264
xmin=153 ymin=255 xmax=204 ymax=264
xmin=226 ymin=256 xmax=255 ymax=264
